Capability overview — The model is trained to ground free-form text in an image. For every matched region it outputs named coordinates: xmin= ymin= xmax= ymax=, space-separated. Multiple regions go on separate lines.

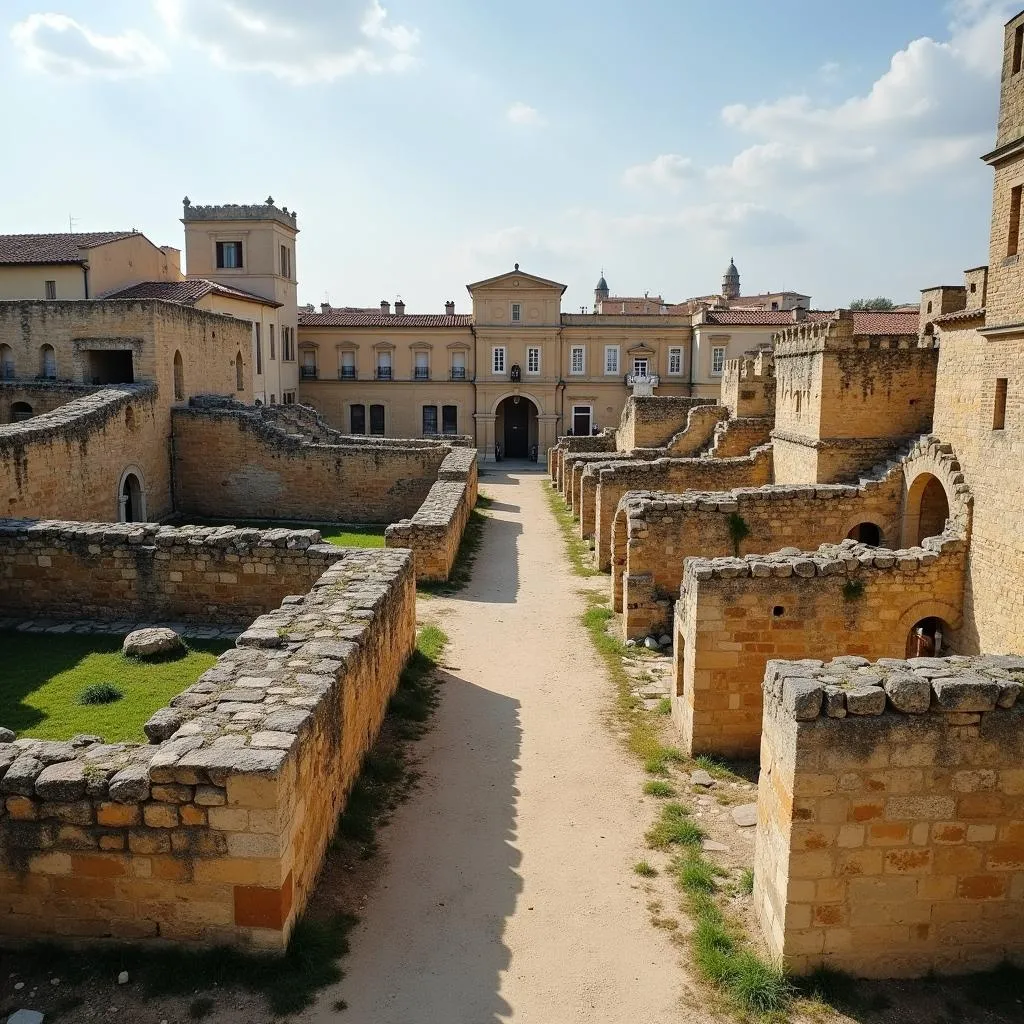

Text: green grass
xmin=418 ymin=496 xmax=491 ymax=595
xmin=674 ymin=851 xmax=728 ymax=896
xmin=634 ymin=860 xmax=658 ymax=878
xmin=643 ymin=780 xmax=676 ymax=798
xmin=181 ymin=518 xmax=387 ymax=548
xmin=645 ymin=802 xmax=706 ymax=850
xmin=544 ymin=485 xmax=600 ymax=576
xmin=738 ymin=868 xmax=755 ymax=895
xmin=693 ymin=754 xmax=740 ymax=781
xmin=0 ymin=632 xmax=229 ymax=741
xmin=656 ymin=696 xmax=672 ymax=715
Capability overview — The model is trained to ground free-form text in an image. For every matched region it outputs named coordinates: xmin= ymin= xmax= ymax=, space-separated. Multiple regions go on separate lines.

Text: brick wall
xmin=0 ymin=548 xmax=415 ymax=949
xmin=0 ymin=521 xmax=346 ymax=625
xmin=755 ymin=654 xmax=1024 ymax=978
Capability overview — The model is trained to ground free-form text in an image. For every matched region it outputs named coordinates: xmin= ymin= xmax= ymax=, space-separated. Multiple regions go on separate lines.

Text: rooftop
xmin=0 ymin=231 xmax=140 ymax=266
xmin=102 ymin=279 xmax=282 ymax=308
xmin=299 ymin=308 xmax=473 ymax=328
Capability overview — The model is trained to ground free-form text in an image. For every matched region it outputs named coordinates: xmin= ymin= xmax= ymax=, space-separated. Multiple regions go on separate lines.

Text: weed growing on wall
xmin=727 ymin=512 xmax=751 ymax=556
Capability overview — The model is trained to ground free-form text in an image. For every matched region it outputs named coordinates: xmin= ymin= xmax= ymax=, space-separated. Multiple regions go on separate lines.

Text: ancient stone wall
xmin=0 ymin=381 xmax=100 ymax=423
xmin=705 ymin=417 xmax=774 ymax=459
xmin=615 ymin=396 xmax=717 ymax=451
xmin=672 ymin=536 xmax=967 ymax=759
xmin=721 ymin=349 xmax=775 ymax=420
xmin=0 ymin=521 xmax=346 ymax=626
xmin=755 ymin=654 xmax=1024 ymax=978
xmin=173 ymin=402 xmax=455 ymax=524
xmin=0 ymin=548 xmax=416 ymax=948
xmin=549 ymin=431 xmax=616 ymax=490
xmin=385 ymin=447 xmax=479 ymax=582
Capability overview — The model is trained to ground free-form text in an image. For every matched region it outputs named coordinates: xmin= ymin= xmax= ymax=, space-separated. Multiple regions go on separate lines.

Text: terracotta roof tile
xmin=103 ymin=278 xmax=281 ymax=307
xmin=933 ymin=306 xmax=985 ymax=325
xmin=0 ymin=231 xmax=139 ymax=265
xmin=701 ymin=310 xmax=800 ymax=325
xmin=299 ymin=309 xmax=473 ymax=328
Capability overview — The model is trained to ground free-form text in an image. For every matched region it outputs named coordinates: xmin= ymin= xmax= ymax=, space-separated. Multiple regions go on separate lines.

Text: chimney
xmin=395 ymin=298 xmax=406 ymax=316
xmin=380 ymin=300 xmax=391 ymax=315
xmin=792 ymin=306 xmax=807 ymax=322
xmin=445 ymin=300 xmax=455 ymax=315
xmin=321 ymin=302 xmax=331 ymax=314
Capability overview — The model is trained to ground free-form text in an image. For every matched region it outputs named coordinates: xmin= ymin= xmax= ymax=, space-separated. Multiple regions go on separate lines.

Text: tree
xmin=848 ymin=297 xmax=895 ymax=311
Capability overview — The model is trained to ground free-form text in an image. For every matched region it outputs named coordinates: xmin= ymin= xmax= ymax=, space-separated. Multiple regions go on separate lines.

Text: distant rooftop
xmin=103 ymin=278 xmax=282 ymax=308
xmin=0 ymin=231 xmax=140 ymax=265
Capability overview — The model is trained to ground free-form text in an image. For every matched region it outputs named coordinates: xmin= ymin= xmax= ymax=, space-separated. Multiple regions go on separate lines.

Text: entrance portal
xmin=496 ymin=395 xmax=538 ymax=458
xmin=118 ymin=469 xmax=146 ymax=523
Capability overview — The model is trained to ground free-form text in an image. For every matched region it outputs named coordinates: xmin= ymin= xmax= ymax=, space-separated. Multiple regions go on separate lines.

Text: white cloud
xmin=154 ymin=0 xmax=419 ymax=83
xmin=506 ymin=101 xmax=544 ymax=126
xmin=622 ymin=154 xmax=695 ymax=191
xmin=709 ymin=141 xmax=878 ymax=189
xmin=10 ymin=12 xmax=167 ymax=78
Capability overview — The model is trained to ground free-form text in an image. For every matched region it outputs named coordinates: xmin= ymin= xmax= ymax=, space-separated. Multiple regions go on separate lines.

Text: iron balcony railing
xmin=624 ymin=373 xmax=660 ymax=387
xmin=300 ymin=366 xmax=318 ymax=380
xmin=376 ymin=366 xmax=393 ymax=380
xmin=450 ymin=367 xmax=467 ymax=380
xmin=339 ymin=367 xmax=357 ymax=380
xmin=414 ymin=367 xmax=430 ymax=380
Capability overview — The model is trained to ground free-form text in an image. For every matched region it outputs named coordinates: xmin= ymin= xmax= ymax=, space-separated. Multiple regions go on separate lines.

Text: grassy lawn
xmin=179 ymin=518 xmax=387 ymax=548
xmin=0 ymin=632 xmax=230 ymax=742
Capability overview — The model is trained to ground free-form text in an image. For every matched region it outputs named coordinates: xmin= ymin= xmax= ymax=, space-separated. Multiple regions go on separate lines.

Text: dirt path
xmin=311 ymin=466 xmax=687 ymax=1023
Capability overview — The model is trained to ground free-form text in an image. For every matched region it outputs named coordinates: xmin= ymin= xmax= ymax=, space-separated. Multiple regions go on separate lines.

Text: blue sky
xmin=1 ymin=0 xmax=1017 ymax=312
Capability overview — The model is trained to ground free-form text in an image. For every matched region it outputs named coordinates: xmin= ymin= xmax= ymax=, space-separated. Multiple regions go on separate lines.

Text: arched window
xmin=235 ymin=351 xmax=244 ymax=392
xmin=118 ymin=469 xmax=146 ymax=523
xmin=0 ymin=344 xmax=14 ymax=380
xmin=926 ymin=300 xmax=933 ymax=314
xmin=173 ymin=350 xmax=184 ymax=401
xmin=39 ymin=344 xmax=56 ymax=379
xmin=903 ymin=472 xmax=951 ymax=547
xmin=10 ymin=401 xmax=33 ymax=423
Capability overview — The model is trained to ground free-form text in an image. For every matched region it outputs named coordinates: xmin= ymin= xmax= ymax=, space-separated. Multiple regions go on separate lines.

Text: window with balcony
xmin=604 ymin=346 xmax=619 ymax=375
xmin=350 ymin=404 xmax=366 ymax=434
xmin=492 ymin=346 xmax=506 ymax=374
xmin=527 ymin=346 xmax=540 ymax=374
xmin=423 ymin=405 xmax=438 ymax=435
xmin=414 ymin=351 xmax=430 ymax=380
xmin=377 ymin=352 xmax=392 ymax=380
xmin=668 ymin=347 xmax=683 ymax=375
xmin=216 ymin=241 xmax=243 ymax=269
xmin=451 ymin=351 xmax=467 ymax=380
xmin=442 ymin=404 xmax=458 ymax=434
xmin=340 ymin=351 xmax=356 ymax=379
xmin=711 ymin=346 xmax=727 ymax=376
xmin=632 ymin=357 xmax=649 ymax=377
xmin=301 ymin=350 xmax=317 ymax=379
xmin=370 ymin=404 xmax=385 ymax=435
xmin=570 ymin=346 xmax=585 ymax=375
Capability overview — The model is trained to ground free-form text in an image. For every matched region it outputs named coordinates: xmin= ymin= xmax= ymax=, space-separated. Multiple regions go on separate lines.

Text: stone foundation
xmin=755 ymin=654 xmax=1024 ymax=977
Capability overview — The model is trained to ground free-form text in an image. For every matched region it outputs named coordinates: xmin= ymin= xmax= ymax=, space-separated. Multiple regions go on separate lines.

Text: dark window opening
xmin=10 ymin=401 xmax=33 ymax=423
xmin=120 ymin=473 xmax=144 ymax=523
xmin=926 ymin=300 xmax=933 ymax=314
xmin=87 ymin=350 xmax=134 ymax=384
xmin=442 ymin=404 xmax=458 ymax=434
xmin=970 ymin=282 xmax=977 ymax=294
xmin=772 ymin=606 xmax=784 ymax=617
xmin=907 ymin=617 xmax=947 ymax=659
xmin=572 ymin=406 xmax=591 ymax=436
xmin=216 ymin=241 xmax=243 ymax=269
xmin=1009 ymin=185 xmax=1022 ymax=257
xmin=847 ymin=522 xmax=882 ymax=546
xmin=370 ymin=404 xmax=385 ymax=436
xmin=423 ymin=405 xmax=438 ymax=435
xmin=1014 ymin=24 xmax=1024 ymax=74
xmin=994 ymin=378 xmax=1008 ymax=430
xmin=350 ymin=404 xmax=365 ymax=434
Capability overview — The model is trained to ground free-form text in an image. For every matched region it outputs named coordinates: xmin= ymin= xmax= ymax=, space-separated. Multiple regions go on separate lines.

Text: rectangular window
xmin=282 ymin=327 xmax=294 ymax=361
xmin=451 ymin=351 xmax=466 ymax=380
xmin=370 ymin=404 xmax=385 ymax=436
xmin=442 ymin=404 xmax=458 ymax=434
xmin=340 ymin=351 xmax=356 ymax=379
xmin=422 ymin=405 xmax=438 ymax=435
xmin=492 ymin=346 xmax=506 ymax=374
xmin=44 ymin=280 xmax=56 ymax=299
xmin=414 ymin=351 xmax=429 ymax=380
xmin=632 ymin=357 xmax=649 ymax=377
xmin=301 ymin=349 xmax=317 ymax=379
xmin=527 ymin=346 xmax=540 ymax=374
xmin=1009 ymin=185 xmax=1022 ymax=257
xmin=1014 ymin=24 xmax=1024 ymax=74
xmin=994 ymin=378 xmax=1008 ymax=430
xmin=604 ymin=346 xmax=619 ymax=375
xmin=377 ymin=351 xmax=392 ymax=380
xmin=572 ymin=405 xmax=592 ymax=436
xmin=511 ymin=303 xmax=522 ymax=323
xmin=269 ymin=324 xmax=275 ymax=360
xmin=350 ymin=404 xmax=366 ymax=434
xmin=254 ymin=322 xmax=262 ymax=375
xmin=668 ymin=347 xmax=683 ymax=375
xmin=216 ymin=241 xmax=243 ymax=269
xmin=282 ymin=390 xmax=296 ymax=405
xmin=570 ymin=346 xmax=585 ymax=375
xmin=280 ymin=244 xmax=291 ymax=278
xmin=711 ymin=346 xmax=727 ymax=376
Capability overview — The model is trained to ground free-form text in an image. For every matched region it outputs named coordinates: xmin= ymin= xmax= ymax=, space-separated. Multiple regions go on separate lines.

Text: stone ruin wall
xmin=0 ymin=548 xmax=416 ymax=948
xmin=0 ymin=521 xmax=346 ymax=626
xmin=755 ymin=654 xmax=1024 ymax=978
xmin=703 ymin=417 xmax=775 ymax=459
xmin=612 ymin=471 xmax=904 ymax=640
xmin=172 ymin=402 xmax=456 ymax=525
xmin=548 ymin=431 xmax=616 ymax=491
xmin=615 ymin=395 xmax=717 ymax=451
xmin=385 ymin=447 xmax=479 ymax=582
xmin=0 ymin=380 xmax=100 ymax=424
xmin=672 ymin=535 xmax=967 ymax=760
xmin=0 ymin=385 xmax=173 ymax=522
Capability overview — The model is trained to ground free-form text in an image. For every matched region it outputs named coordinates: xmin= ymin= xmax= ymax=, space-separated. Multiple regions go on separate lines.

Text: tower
xmin=722 ymin=258 xmax=740 ymax=302
xmin=594 ymin=270 xmax=609 ymax=312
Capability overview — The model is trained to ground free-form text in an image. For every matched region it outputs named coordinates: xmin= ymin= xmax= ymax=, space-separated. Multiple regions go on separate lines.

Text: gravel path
xmin=312 ymin=466 xmax=686 ymax=1022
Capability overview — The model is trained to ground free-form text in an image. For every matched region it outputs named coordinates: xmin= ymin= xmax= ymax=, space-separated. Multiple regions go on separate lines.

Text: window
xmin=414 ymin=351 xmax=429 ymax=380
xmin=1008 ymin=184 xmax=1022 ymax=257
xmin=994 ymin=378 xmax=1008 ymax=430
xmin=216 ymin=241 xmax=243 ymax=269
xmin=572 ymin=405 xmax=592 ymax=436
xmin=632 ymin=357 xmax=648 ymax=377
xmin=0 ymin=344 xmax=14 ymax=379
xmin=11 ymin=401 xmax=32 ymax=422
xmin=492 ymin=346 xmax=506 ymax=374
xmin=926 ymin=300 xmax=933 ymax=314
xmin=970 ymin=282 xmax=977 ymax=294
xmin=423 ymin=405 xmax=438 ymax=435
xmin=668 ymin=347 xmax=683 ymax=375
xmin=301 ymin=350 xmax=317 ymax=379
xmin=173 ymin=350 xmax=184 ymax=401
xmin=370 ymin=404 xmax=385 ymax=435
xmin=451 ymin=351 xmax=467 ymax=380
xmin=270 ymin=394 xmax=276 ymax=404
xmin=711 ymin=346 xmax=727 ymax=376
xmin=269 ymin=324 xmax=275 ymax=359
xmin=511 ymin=303 xmax=522 ymax=323
xmin=280 ymin=244 xmax=291 ymax=278
xmin=771 ymin=301 xmax=779 ymax=311
xmin=604 ymin=346 xmax=619 ymax=375
xmin=254 ymin=323 xmax=262 ymax=375
xmin=442 ymin=404 xmax=458 ymax=434
xmin=1014 ymin=24 xmax=1024 ymax=74
xmin=570 ymin=346 xmax=585 ymax=375
xmin=340 ymin=351 xmax=356 ymax=379
xmin=350 ymin=404 xmax=366 ymax=434
xmin=282 ymin=327 xmax=294 ymax=361
xmin=235 ymin=351 xmax=244 ymax=391
xmin=527 ymin=346 xmax=540 ymax=374
xmin=39 ymin=345 xmax=56 ymax=379
xmin=283 ymin=390 xmax=296 ymax=404
xmin=44 ymin=280 xmax=56 ymax=300
xmin=377 ymin=351 xmax=392 ymax=380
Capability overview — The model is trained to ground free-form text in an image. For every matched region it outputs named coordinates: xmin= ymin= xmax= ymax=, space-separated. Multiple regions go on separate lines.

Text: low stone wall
xmin=0 ymin=548 xmax=416 ymax=948
xmin=385 ymin=447 xmax=479 ymax=582
xmin=755 ymin=654 xmax=1024 ymax=978
xmin=0 ymin=520 xmax=347 ymax=626
xmin=672 ymin=535 xmax=967 ymax=759
xmin=549 ymin=431 xmax=616 ymax=490
xmin=705 ymin=417 xmax=774 ymax=459
xmin=0 ymin=380 xmax=100 ymax=424
xmin=612 ymin=470 xmax=904 ymax=639
xmin=173 ymin=400 xmax=458 ymax=524
xmin=591 ymin=445 xmax=774 ymax=571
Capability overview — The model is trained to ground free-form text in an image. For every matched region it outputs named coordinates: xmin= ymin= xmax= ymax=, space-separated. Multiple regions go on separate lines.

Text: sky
xmin=0 ymin=0 xmax=1018 ymax=313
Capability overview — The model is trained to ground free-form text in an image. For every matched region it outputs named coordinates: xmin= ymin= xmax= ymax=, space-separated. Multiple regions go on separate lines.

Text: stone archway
xmin=900 ymin=437 xmax=972 ymax=548
xmin=845 ymin=521 xmax=883 ymax=546
xmin=904 ymin=472 xmax=950 ymax=546
xmin=496 ymin=394 xmax=539 ymax=459
xmin=117 ymin=466 xmax=147 ymax=523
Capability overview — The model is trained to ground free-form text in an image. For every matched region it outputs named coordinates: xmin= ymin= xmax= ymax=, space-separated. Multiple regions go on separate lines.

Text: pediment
xmin=466 ymin=267 xmax=567 ymax=295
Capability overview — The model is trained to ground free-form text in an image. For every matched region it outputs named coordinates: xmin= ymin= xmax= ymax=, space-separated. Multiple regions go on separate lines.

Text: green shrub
xmin=645 ymin=802 xmax=705 ymax=850
xmin=78 ymin=683 xmax=123 ymax=706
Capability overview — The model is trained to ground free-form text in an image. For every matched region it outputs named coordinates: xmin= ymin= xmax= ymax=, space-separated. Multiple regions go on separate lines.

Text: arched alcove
xmin=39 ymin=344 xmax=56 ymax=379
xmin=173 ymin=350 xmax=184 ymax=401
xmin=904 ymin=472 xmax=950 ymax=546
xmin=846 ymin=522 xmax=883 ymax=546
xmin=10 ymin=401 xmax=33 ymax=423
xmin=117 ymin=466 xmax=147 ymax=523
xmin=235 ymin=351 xmax=244 ymax=392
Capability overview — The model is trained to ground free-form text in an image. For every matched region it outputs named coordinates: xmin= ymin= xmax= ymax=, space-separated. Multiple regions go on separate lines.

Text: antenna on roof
xmin=68 ymin=214 xmax=77 ymax=234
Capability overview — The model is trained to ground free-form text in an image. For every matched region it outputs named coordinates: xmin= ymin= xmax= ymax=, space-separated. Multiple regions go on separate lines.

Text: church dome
xmin=723 ymin=258 xmax=739 ymax=281
xmin=596 ymin=273 xmax=609 ymax=292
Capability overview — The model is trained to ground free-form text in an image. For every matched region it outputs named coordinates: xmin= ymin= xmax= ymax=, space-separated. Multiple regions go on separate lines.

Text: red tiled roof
xmin=700 ymin=309 xmax=920 ymax=334
xmin=103 ymin=278 xmax=281 ymax=307
xmin=701 ymin=310 xmax=800 ymax=325
xmin=0 ymin=231 xmax=139 ymax=265
xmin=933 ymin=306 xmax=985 ymax=325
xmin=845 ymin=310 xmax=920 ymax=335
xmin=299 ymin=309 xmax=473 ymax=328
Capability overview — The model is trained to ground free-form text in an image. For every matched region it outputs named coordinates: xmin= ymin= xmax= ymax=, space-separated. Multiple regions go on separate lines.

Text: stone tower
xmin=722 ymin=258 xmax=740 ymax=302
xmin=594 ymin=270 xmax=609 ymax=312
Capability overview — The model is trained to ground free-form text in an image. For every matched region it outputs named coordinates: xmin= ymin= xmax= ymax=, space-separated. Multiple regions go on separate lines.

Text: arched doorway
xmin=496 ymin=395 xmax=539 ymax=459
xmin=117 ymin=468 xmax=146 ymax=523
xmin=10 ymin=401 xmax=33 ymax=423
xmin=906 ymin=616 xmax=949 ymax=658
xmin=904 ymin=472 xmax=950 ymax=546
xmin=847 ymin=522 xmax=883 ymax=546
